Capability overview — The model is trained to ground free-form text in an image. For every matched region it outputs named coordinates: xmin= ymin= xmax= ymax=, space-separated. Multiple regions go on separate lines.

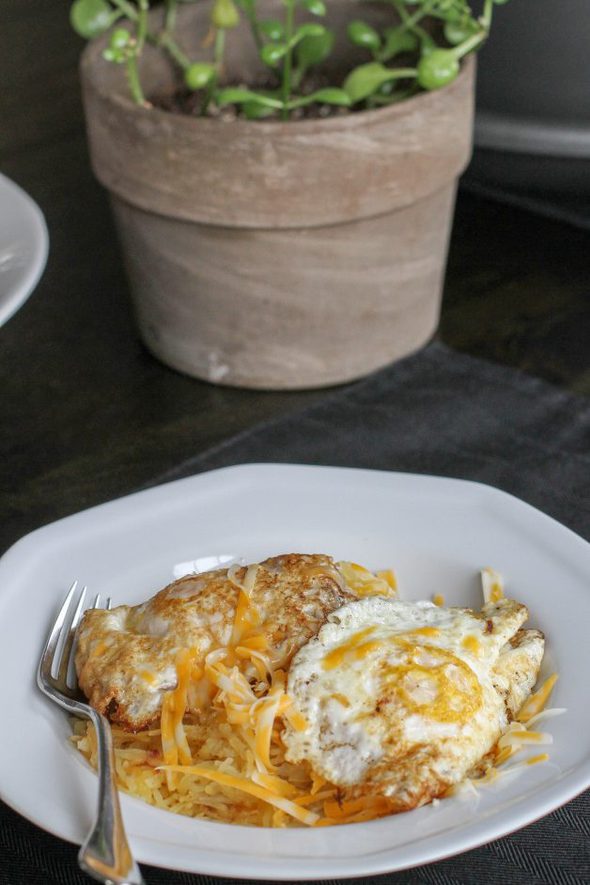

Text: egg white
xmin=283 ymin=596 xmax=539 ymax=809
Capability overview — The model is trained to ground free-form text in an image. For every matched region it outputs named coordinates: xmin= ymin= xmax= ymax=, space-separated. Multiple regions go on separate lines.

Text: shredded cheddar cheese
xmin=338 ymin=562 xmax=398 ymax=598
xmin=376 ymin=569 xmax=398 ymax=593
xmin=527 ymin=753 xmax=550 ymax=766
xmin=467 ymin=680 xmax=563 ymax=792
xmin=517 ymin=674 xmax=558 ymax=723
xmin=160 ymin=648 xmax=196 ymax=766
xmin=322 ymin=626 xmax=377 ymax=670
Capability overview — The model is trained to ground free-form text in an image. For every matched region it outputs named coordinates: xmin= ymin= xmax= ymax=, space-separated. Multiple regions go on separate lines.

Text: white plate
xmin=0 ymin=464 xmax=588 ymax=880
xmin=0 ymin=173 xmax=49 ymax=327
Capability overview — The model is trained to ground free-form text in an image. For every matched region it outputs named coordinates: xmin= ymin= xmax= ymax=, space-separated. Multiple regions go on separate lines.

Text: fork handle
xmin=78 ymin=709 xmax=145 ymax=885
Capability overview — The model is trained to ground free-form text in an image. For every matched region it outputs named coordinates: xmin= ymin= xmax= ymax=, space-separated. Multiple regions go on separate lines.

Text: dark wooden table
xmin=1 ymin=0 xmax=589 ymax=556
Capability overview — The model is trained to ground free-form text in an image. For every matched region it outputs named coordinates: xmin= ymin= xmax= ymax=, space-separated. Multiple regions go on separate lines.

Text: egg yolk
xmin=322 ymin=628 xmax=483 ymax=725
xmin=383 ymin=642 xmax=482 ymax=724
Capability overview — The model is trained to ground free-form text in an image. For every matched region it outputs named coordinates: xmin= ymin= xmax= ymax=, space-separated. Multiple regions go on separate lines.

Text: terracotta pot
xmin=80 ymin=2 xmax=474 ymax=389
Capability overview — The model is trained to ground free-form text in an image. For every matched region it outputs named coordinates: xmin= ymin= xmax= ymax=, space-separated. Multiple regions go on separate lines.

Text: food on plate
xmin=75 ymin=553 xmax=372 ymax=731
xmin=72 ymin=555 xmax=557 ymax=827
xmin=283 ymin=596 xmax=544 ymax=813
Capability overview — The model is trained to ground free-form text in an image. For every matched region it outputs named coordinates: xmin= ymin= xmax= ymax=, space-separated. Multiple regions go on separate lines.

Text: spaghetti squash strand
xmin=160 ymin=764 xmax=319 ymax=826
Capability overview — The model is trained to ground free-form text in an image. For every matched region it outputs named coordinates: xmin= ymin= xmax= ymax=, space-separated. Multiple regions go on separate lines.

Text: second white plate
xmin=0 ymin=173 xmax=48 ymax=327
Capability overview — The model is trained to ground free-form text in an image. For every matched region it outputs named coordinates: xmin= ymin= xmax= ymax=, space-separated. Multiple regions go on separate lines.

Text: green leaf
xmin=258 ymin=19 xmax=285 ymax=41
xmin=260 ymin=42 xmax=288 ymax=66
xmin=216 ymin=88 xmax=284 ymax=109
xmin=70 ymin=0 xmax=113 ymax=40
xmin=301 ymin=0 xmax=326 ymax=15
xmin=109 ymin=28 xmax=130 ymax=50
xmin=294 ymin=29 xmax=334 ymax=70
xmin=443 ymin=17 xmax=478 ymax=46
xmin=211 ymin=0 xmax=240 ymax=29
xmin=343 ymin=62 xmax=413 ymax=103
xmin=377 ymin=80 xmax=395 ymax=96
xmin=380 ymin=26 xmax=418 ymax=61
xmin=241 ymin=88 xmax=282 ymax=118
xmin=347 ymin=20 xmax=380 ymax=52
xmin=243 ymin=101 xmax=277 ymax=119
xmin=418 ymin=34 xmax=437 ymax=57
xmin=103 ymin=47 xmax=126 ymax=64
xmin=289 ymin=87 xmax=351 ymax=109
xmin=417 ymin=48 xmax=459 ymax=90
xmin=184 ymin=63 xmax=216 ymax=91
xmin=293 ymin=23 xmax=326 ymax=42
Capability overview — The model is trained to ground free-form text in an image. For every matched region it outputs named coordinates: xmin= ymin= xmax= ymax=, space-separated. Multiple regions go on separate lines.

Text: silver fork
xmin=37 ymin=582 xmax=145 ymax=885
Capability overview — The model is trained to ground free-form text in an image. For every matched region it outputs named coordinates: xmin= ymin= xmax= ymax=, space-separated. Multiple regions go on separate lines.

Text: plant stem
xmin=111 ymin=0 xmax=190 ymax=97
xmin=200 ymin=28 xmax=226 ymax=116
xmin=291 ymin=64 xmax=304 ymax=91
xmin=281 ymin=0 xmax=296 ymax=121
xmin=126 ymin=53 xmax=146 ymax=104
xmin=454 ymin=0 xmax=494 ymax=61
xmin=164 ymin=0 xmax=177 ymax=35
xmin=159 ymin=32 xmax=190 ymax=68
xmin=391 ymin=0 xmax=434 ymax=33
xmin=404 ymin=0 xmax=434 ymax=30
xmin=136 ymin=0 xmax=149 ymax=51
xmin=454 ymin=27 xmax=485 ymax=58
xmin=479 ymin=0 xmax=495 ymax=31
xmin=110 ymin=0 xmax=138 ymax=21
xmin=389 ymin=0 xmax=437 ymax=54
xmin=215 ymin=27 xmax=226 ymax=69
xmin=243 ymin=5 xmax=263 ymax=50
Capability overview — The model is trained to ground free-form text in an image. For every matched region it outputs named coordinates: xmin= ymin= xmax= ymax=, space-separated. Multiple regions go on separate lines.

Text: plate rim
xmin=3 ymin=462 xmax=589 ymax=562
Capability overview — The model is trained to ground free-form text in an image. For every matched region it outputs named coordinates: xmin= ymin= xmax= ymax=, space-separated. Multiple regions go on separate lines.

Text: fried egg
xmin=283 ymin=596 xmax=544 ymax=812
xmin=75 ymin=553 xmax=356 ymax=731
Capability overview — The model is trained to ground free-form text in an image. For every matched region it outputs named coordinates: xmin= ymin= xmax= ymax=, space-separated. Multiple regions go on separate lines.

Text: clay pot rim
xmin=81 ymin=42 xmax=474 ymax=137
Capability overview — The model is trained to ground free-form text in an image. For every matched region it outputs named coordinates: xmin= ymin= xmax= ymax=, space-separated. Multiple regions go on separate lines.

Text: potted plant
xmin=72 ymin=0 xmax=509 ymax=389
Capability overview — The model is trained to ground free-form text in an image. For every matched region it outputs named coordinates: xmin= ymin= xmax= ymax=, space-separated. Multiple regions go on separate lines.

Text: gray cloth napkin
xmin=152 ymin=341 xmax=590 ymax=541
xmin=2 ymin=342 xmax=589 ymax=885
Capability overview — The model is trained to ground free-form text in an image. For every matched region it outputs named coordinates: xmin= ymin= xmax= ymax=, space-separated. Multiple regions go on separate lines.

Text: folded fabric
xmin=152 ymin=341 xmax=590 ymax=543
